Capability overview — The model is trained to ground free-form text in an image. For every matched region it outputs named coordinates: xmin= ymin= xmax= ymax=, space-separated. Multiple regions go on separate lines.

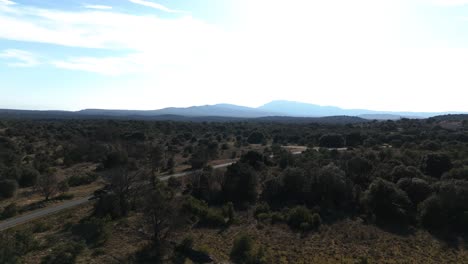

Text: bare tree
xmin=36 ymin=171 xmax=58 ymax=201
xmin=149 ymin=144 xmax=164 ymax=188
xmin=107 ymin=166 xmax=144 ymax=216
xmin=142 ymin=183 xmax=188 ymax=259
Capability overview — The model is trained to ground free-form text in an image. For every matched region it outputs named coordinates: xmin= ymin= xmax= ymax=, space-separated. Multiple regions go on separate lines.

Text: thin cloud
xmin=431 ymin=0 xmax=468 ymax=5
xmin=0 ymin=0 xmax=15 ymax=5
xmin=128 ymin=0 xmax=187 ymax=13
xmin=83 ymin=4 xmax=112 ymax=10
xmin=0 ymin=49 xmax=39 ymax=67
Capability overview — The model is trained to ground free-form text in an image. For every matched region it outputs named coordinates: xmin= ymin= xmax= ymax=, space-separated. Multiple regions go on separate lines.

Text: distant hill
xmin=1 ymin=101 xmax=466 ymax=122
xmin=79 ymin=104 xmax=278 ymax=118
xmin=258 ymin=100 xmax=465 ymax=119
xmin=0 ymin=109 xmax=367 ymax=124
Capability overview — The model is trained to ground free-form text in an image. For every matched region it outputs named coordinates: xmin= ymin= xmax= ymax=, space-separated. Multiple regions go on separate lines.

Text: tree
xmin=362 ymin=178 xmax=412 ymax=224
xmin=36 ymin=171 xmax=58 ymax=201
xmin=397 ymin=178 xmax=432 ymax=205
xmin=108 ymin=167 xmax=142 ymax=217
xmin=247 ymin=131 xmax=266 ymax=144
xmin=222 ymin=163 xmax=258 ymax=206
xmin=421 ymin=153 xmax=452 ymax=178
xmin=190 ymin=148 xmax=209 ymax=170
xmin=142 ymin=183 xmax=185 ymax=261
xmin=103 ymin=148 xmax=128 ymax=169
xmin=282 ymin=168 xmax=307 ymax=202
xmin=150 ymin=144 xmax=164 ymax=174
xmin=319 ymin=134 xmax=345 ymax=148
xmin=418 ymin=195 xmax=446 ymax=229
xmin=347 ymin=157 xmax=373 ymax=186
xmin=310 ymin=163 xmax=352 ymax=209
xmin=391 ymin=165 xmax=424 ymax=183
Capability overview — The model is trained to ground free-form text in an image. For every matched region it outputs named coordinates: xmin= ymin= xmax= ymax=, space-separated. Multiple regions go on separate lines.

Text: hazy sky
xmin=1 ymin=0 xmax=468 ymax=111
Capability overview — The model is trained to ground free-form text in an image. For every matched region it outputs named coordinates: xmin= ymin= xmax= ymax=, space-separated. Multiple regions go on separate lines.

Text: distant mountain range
xmin=0 ymin=100 xmax=466 ymax=122
xmin=77 ymin=100 xmax=465 ymax=120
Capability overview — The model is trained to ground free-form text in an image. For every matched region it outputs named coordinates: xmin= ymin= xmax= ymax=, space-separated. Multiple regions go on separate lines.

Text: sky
xmin=1 ymin=0 xmax=468 ymax=112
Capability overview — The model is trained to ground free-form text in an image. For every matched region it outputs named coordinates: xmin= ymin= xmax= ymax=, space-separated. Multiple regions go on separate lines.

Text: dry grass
xmin=17 ymin=204 xmax=150 ymax=264
xmin=182 ymin=217 xmax=468 ymax=264
xmin=9 ymin=201 xmax=468 ymax=264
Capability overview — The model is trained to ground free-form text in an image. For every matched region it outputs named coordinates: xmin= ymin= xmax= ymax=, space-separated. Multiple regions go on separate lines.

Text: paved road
xmin=0 ymin=161 xmax=237 ymax=232
xmin=0 ymin=196 xmax=92 ymax=231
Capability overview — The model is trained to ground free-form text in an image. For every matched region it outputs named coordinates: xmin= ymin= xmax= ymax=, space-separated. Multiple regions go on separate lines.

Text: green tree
xmin=222 ymin=163 xmax=258 ymax=206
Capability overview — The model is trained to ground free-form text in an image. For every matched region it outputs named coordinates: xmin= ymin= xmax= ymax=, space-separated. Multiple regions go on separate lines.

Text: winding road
xmin=0 ymin=161 xmax=236 ymax=232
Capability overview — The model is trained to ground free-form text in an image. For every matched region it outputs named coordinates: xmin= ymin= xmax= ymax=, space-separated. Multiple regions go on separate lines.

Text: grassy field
xmin=9 ymin=203 xmax=468 ymax=264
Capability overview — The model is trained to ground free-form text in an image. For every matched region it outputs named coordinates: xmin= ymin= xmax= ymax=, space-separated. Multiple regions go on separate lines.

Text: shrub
xmin=41 ymin=241 xmax=85 ymax=264
xmin=230 ymin=235 xmax=269 ymax=264
xmin=167 ymin=176 xmax=182 ymax=189
xmin=222 ymin=202 xmax=235 ymax=224
xmin=0 ymin=179 xmax=18 ymax=198
xmin=230 ymin=235 xmax=254 ymax=264
xmin=58 ymin=181 xmax=69 ymax=193
xmin=33 ymin=222 xmax=52 ymax=233
xmin=254 ymin=203 xmax=270 ymax=219
xmin=0 ymin=230 xmax=39 ymax=263
xmin=270 ymin=212 xmax=285 ymax=224
xmin=183 ymin=196 xmax=226 ymax=227
xmin=54 ymin=193 xmax=74 ymax=201
xmin=287 ymin=206 xmax=321 ymax=231
xmin=19 ymin=167 xmax=39 ymax=187
xmin=94 ymin=193 xmax=127 ymax=219
xmin=67 ymin=173 xmax=98 ymax=187
xmin=72 ymin=217 xmax=110 ymax=247
xmin=1 ymin=203 xmax=17 ymax=219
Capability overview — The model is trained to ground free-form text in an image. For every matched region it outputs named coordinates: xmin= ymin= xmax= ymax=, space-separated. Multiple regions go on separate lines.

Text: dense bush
xmin=287 ymin=206 xmax=321 ymax=231
xmin=0 ymin=179 xmax=18 ymax=198
xmin=421 ymin=153 xmax=452 ymax=178
xmin=183 ymin=196 xmax=226 ymax=227
xmin=94 ymin=193 xmax=128 ymax=219
xmin=397 ymin=178 xmax=432 ymax=205
xmin=418 ymin=195 xmax=446 ymax=229
xmin=230 ymin=235 xmax=268 ymax=264
xmin=419 ymin=180 xmax=468 ymax=231
xmin=362 ymin=178 xmax=412 ymax=224
xmin=310 ymin=164 xmax=352 ymax=209
xmin=72 ymin=217 xmax=110 ymax=246
xmin=247 ymin=131 xmax=266 ymax=144
xmin=391 ymin=165 xmax=424 ymax=183
xmin=1 ymin=203 xmax=17 ymax=220
xmin=67 ymin=173 xmax=98 ymax=187
xmin=19 ymin=167 xmax=39 ymax=187
xmin=0 ymin=231 xmax=39 ymax=264
xmin=442 ymin=167 xmax=468 ymax=181
xmin=319 ymin=134 xmax=345 ymax=148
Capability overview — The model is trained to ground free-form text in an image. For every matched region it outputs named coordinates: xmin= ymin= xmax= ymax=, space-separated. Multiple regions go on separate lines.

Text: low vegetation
xmin=0 ymin=116 xmax=468 ymax=263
